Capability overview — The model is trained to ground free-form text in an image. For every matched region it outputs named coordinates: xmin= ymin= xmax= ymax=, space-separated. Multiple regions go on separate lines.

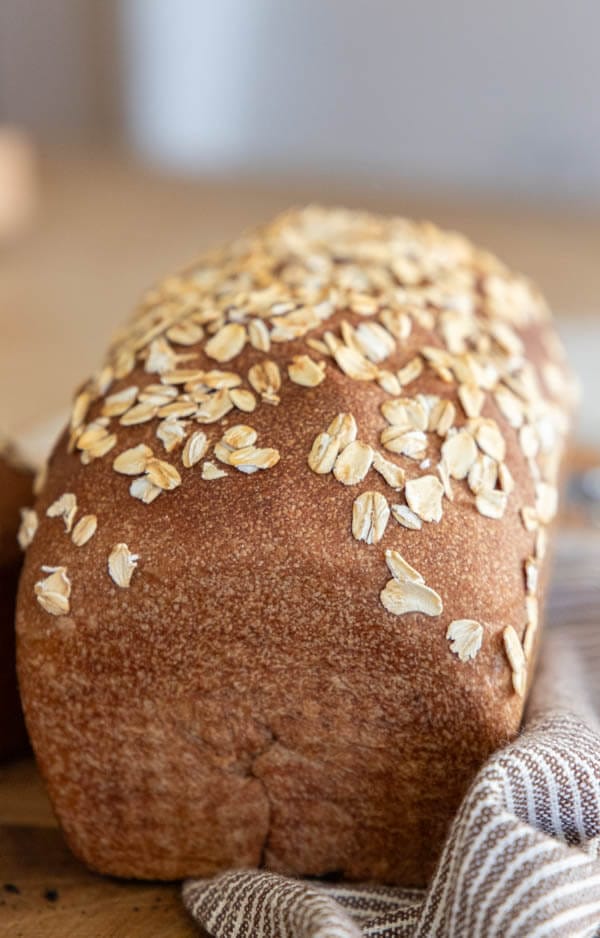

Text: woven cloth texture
xmin=183 ymin=531 xmax=600 ymax=938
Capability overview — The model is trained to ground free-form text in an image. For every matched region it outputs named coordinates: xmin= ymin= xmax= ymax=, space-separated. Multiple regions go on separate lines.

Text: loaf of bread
xmin=0 ymin=439 xmax=33 ymax=759
xmin=16 ymin=208 xmax=574 ymax=885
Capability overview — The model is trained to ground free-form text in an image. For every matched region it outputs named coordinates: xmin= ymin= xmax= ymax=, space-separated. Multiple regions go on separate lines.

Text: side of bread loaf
xmin=16 ymin=208 xmax=573 ymax=884
xmin=0 ymin=443 xmax=33 ymax=759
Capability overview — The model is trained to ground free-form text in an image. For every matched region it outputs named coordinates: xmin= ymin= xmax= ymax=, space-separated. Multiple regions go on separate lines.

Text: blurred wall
xmin=1 ymin=0 xmax=599 ymax=204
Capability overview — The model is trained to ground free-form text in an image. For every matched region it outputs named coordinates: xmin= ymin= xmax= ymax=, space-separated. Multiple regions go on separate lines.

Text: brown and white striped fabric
xmin=183 ymin=531 xmax=600 ymax=938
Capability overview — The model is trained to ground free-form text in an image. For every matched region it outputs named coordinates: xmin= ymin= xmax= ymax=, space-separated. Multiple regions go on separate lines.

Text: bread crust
xmin=16 ymin=208 xmax=572 ymax=884
xmin=0 ymin=450 xmax=33 ymax=759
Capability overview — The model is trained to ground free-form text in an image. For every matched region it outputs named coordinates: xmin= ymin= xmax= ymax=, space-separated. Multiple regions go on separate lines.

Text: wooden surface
xmin=0 ymin=760 xmax=199 ymax=937
xmin=1 ymin=145 xmax=599 ymax=442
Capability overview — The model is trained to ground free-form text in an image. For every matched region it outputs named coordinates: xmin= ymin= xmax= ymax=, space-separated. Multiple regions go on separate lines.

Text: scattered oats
xmin=146 ymin=458 xmax=182 ymax=490
xmin=494 ymin=386 xmax=524 ymax=429
xmin=204 ymin=322 xmax=246 ymax=362
xmin=503 ymin=624 xmax=526 ymax=673
xmin=405 ymin=475 xmax=444 ymax=523
xmin=523 ymin=597 xmax=540 ymax=659
xmin=46 ymin=493 xmax=78 ymax=533
xmin=391 ymin=503 xmax=422 ymax=530
xmin=157 ymin=401 xmax=197 ymax=419
xmin=130 ymin=476 xmax=162 ymax=503
xmin=521 ymin=506 xmax=539 ymax=532
xmin=182 ymin=431 xmax=209 ymax=467
xmin=475 ymin=420 xmax=506 ymax=461
xmin=72 ymin=514 xmax=97 ymax=547
xmin=222 ymin=425 xmax=258 ymax=449
xmin=327 ymin=413 xmax=358 ymax=448
xmin=519 ymin=424 xmax=539 ymax=460
xmin=397 ymin=356 xmax=423 ymax=387
xmin=437 ymin=460 xmax=454 ymax=500
xmin=512 ymin=668 xmax=527 ymax=697
xmin=380 ymin=578 xmax=443 ymax=617
xmin=333 ymin=441 xmax=373 ymax=485
xmin=166 ymin=320 xmax=204 ymax=345
xmin=385 ymin=548 xmax=424 ymax=583
xmin=18 ymin=508 xmax=38 ymax=549
xmin=102 ymin=385 xmax=139 ymax=418
xmin=138 ymin=384 xmax=178 ymax=405
xmin=113 ymin=347 xmax=136 ymax=379
xmin=76 ymin=422 xmax=110 ymax=450
xmin=248 ymin=360 xmax=281 ymax=403
xmin=288 ymin=355 xmax=326 ymax=387
xmin=108 ymin=543 xmax=138 ymax=588
xmin=202 ymin=460 xmax=227 ymax=480
xmin=430 ymin=399 xmax=456 ymax=436
xmin=535 ymin=482 xmax=558 ymax=524
xmin=352 ymin=491 xmax=390 ymax=544
xmin=229 ymin=446 xmax=280 ymax=473
xmin=157 ymin=418 xmax=188 ymax=452
xmin=197 ymin=370 xmax=242 ymax=390
xmin=447 ymin=619 xmax=483 ymax=662
xmin=84 ymin=432 xmax=118 ymax=462
xmin=120 ymin=402 xmax=158 ymax=426
xmin=34 ymin=566 xmax=71 ymax=616
xmin=196 ymin=388 xmax=235 ymax=423
xmin=524 ymin=557 xmax=538 ymax=594
xmin=441 ymin=430 xmax=477 ymax=480
xmin=467 ymin=454 xmax=498 ymax=495
xmin=248 ymin=318 xmax=271 ymax=352
xmin=378 ymin=370 xmax=402 ymax=395
xmin=498 ymin=462 xmax=515 ymax=495
xmin=145 ymin=338 xmax=179 ymax=374
xmin=229 ymin=387 xmax=257 ymax=413
xmin=475 ymin=489 xmax=508 ymax=520
xmin=458 ymin=383 xmax=485 ymax=419
xmin=70 ymin=390 xmax=92 ymax=430
xmin=113 ymin=444 xmax=153 ymax=475
xmin=309 ymin=431 xmax=341 ymax=474
xmin=381 ymin=428 xmax=428 ymax=459
xmin=334 ymin=344 xmax=380 ymax=381
xmin=354 ymin=321 xmax=395 ymax=362
xmin=489 ymin=320 xmax=524 ymax=357
xmin=161 ymin=369 xmax=206 ymax=385
xmin=372 ymin=451 xmax=405 ymax=490
xmin=214 ymin=440 xmax=234 ymax=465
xmin=526 ymin=593 xmax=539 ymax=632
xmin=535 ymin=527 xmax=548 ymax=561
xmin=91 ymin=364 xmax=114 ymax=397
xmin=379 ymin=308 xmax=411 ymax=341
xmin=381 ymin=397 xmax=428 ymax=430
xmin=306 ymin=337 xmax=331 ymax=357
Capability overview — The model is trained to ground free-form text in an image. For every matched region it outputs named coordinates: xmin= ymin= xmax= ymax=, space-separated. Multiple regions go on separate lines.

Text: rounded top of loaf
xmin=19 ymin=205 xmax=573 ymax=686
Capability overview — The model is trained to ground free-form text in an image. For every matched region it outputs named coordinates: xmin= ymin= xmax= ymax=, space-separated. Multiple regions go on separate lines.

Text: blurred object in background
xmin=0 ymin=128 xmax=37 ymax=241
xmin=0 ymin=0 xmax=598 ymax=447
xmin=116 ymin=0 xmax=600 ymax=204
xmin=0 ymin=0 xmax=599 ymax=206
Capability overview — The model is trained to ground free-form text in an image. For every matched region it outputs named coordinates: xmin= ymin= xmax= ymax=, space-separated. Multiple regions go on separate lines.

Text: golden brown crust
xmin=16 ymin=207 xmax=573 ymax=884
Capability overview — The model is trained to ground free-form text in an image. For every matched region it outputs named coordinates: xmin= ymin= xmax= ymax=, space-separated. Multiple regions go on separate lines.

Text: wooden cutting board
xmin=0 ymin=759 xmax=199 ymax=937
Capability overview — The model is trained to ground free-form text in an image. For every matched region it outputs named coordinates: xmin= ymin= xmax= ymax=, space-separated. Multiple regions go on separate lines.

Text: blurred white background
xmin=1 ymin=0 xmax=599 ymax=204
xmin=0 ymin=0 xmax=598 ymax=445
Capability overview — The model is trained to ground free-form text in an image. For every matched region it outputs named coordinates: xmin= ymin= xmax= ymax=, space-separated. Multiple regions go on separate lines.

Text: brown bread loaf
xmin=16 ymin=208 xmax=574 ymax=885
xmin=0 ymin=440 xmax=34 ymax=759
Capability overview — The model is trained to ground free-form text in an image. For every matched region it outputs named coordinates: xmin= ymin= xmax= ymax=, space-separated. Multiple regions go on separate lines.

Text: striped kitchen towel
xmin=183 ymin=531 xmax=600 ymax=938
